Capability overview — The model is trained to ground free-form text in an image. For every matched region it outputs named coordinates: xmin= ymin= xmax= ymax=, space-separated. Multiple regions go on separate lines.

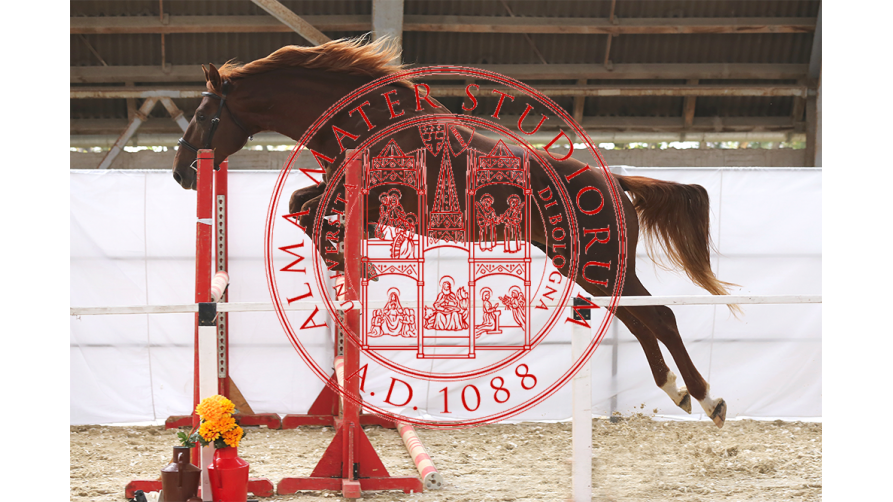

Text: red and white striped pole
xmin=396 ymin=422 xmax=443 ymax=490
xmin=210 ymin=271 xmax=229 ymax=302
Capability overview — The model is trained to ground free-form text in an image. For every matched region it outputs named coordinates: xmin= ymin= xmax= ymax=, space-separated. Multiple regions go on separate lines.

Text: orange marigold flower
xmin=198 ymin=420 xmax=219 ymax=442
xmin=212 ymin=416 xmax=237 ymax=434
xmin=222 ymin=426 xmax=244 ymax=448
xmin=195 ymin=395 xmax=235 ymax=422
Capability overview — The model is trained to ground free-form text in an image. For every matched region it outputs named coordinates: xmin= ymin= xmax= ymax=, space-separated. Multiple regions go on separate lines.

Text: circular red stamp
xmin=265 ymin=67 xmax=626 ymax=428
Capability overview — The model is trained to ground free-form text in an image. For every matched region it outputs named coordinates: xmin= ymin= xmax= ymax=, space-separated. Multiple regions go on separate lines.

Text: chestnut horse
xmin=172 ymin=39 xmax=733 ymax=427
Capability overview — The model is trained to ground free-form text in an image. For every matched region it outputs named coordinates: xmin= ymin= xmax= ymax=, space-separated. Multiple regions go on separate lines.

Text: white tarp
xmin=70 ymin=166 xmax=821 ymax=425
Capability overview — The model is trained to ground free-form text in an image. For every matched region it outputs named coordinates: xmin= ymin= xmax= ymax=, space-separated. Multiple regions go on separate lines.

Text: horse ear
xmin=201 ymin=64 xmax=209 ymax=82
xmin=207 ymin=63 xmax=222 ymax=90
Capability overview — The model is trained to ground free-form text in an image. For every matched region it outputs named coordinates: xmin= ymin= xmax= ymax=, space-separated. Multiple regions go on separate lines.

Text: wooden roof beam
xmin=70 ymin=84 xmax=808 ymax=100
xmin=248 ymin=0 xmax=330 ymax=45
xmin=70 ymin=15 xmax=816 ymax=35
xmin=70 ymin=63 xmax=808 ymax=84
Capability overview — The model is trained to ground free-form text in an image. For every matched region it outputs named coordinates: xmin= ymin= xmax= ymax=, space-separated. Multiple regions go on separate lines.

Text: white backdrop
xmin=70 ymin=166 xmax=821 ymax=425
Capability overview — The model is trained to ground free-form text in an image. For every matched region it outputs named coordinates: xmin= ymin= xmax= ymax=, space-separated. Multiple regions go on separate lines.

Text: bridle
xmin=177 ymin=81 xmax=251 ymax=170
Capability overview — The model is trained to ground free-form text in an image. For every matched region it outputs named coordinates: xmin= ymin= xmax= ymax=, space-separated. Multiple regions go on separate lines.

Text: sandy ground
xmin=70 ymin=415 xmax=821 ymax=502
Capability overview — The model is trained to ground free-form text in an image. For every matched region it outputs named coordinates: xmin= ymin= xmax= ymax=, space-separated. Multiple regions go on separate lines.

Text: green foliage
xmin=177 ymin=431 xmax=196 ymax=448
xmin=185 ymin=428 xmax=247 ymax=449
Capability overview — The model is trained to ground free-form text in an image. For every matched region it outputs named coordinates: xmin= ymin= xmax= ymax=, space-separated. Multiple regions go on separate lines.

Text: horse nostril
xmin=173 ymin=172 xmax=182 ymax=184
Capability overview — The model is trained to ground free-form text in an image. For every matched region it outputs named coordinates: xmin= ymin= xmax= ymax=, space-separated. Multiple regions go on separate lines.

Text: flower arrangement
xmin=178 ymin=395 xmax=246 ymax=449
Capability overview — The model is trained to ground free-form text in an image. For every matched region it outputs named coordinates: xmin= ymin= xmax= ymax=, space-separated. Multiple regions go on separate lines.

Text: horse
xmin=172 ymin=38 xmax=734 ymax=427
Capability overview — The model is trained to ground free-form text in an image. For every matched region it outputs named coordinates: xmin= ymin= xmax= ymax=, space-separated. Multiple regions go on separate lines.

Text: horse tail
xmin=615 ymin=174 xmax=739 ymax=310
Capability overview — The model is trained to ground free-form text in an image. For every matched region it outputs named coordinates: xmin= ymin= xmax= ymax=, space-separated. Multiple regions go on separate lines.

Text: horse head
xmin=172 ymin=64 xmax=253 ymax=190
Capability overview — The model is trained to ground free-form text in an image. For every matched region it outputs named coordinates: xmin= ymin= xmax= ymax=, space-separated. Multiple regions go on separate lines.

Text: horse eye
xmin=197 ymin=114 xmax=206 ymax=122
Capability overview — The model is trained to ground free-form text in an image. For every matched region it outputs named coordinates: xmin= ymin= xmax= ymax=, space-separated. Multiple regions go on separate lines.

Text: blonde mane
xmin=209 ymin=37 xmax=410 ymax=92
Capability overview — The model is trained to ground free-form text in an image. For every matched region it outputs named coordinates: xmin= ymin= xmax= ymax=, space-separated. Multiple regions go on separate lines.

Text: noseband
xmin=177 ymin=82 xmax=251 ymax=167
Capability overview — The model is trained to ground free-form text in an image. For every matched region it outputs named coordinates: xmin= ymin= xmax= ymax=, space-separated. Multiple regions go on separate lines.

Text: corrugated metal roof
xmin=70 ymin=0 xmax=820 ymax=136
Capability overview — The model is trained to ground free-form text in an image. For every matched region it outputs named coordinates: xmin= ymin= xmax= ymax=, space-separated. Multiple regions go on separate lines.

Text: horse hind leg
xmin=613 ymin=308 xmax=691 ymax=414
xmin=619 ymin=277 xmax=727 ymax=428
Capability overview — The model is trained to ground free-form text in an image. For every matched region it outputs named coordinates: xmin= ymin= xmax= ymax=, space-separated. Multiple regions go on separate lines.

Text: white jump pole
xmin=198 ymin=302 xmax=218 ymax=501
xmin=571 ymin=300 xmax=593 ymax=502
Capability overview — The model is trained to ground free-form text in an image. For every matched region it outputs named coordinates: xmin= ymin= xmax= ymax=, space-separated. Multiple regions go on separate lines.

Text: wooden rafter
xmin=70 ymin=84 xmax=808 ymax=99
xmin=249 ymin=0 xmax=330 ymax=45
xmin=70 ymin=63 xmax=809 ymax=84
xmin=70 ymin=15 xmax=817 ymax=35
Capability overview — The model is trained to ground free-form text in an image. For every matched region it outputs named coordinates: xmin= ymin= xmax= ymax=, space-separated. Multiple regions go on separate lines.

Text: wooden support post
xmin=603 ymin=0 xmax=616 ymax=70
xmin=813 ymin=75 xmax=821 ymax=167
xmin=160 ymin=96 xmax=190 ymax=132
xmin=125 ymin=81 xmax=137 ymax=121
xmin=573 ymin=79 xmax=587 ymax=125
xmin=805 ymin=4 xmax=821 ymax=167
xmin=372 ymin=0 xmax=404 ymax=65
xmin=682 ymin=79 xmax=698 ymax=130
xmin=791 ymin=78 xmax=807 ymax=124
xmin=97 ymin=97 xmax=157 ymax=169
xmin=805 ymin=87 xmax=819 ymax=167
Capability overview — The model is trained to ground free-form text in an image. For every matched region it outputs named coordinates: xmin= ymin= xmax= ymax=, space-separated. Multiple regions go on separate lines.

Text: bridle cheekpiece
xmin=177 ymin=81 xmax=251 ymax=169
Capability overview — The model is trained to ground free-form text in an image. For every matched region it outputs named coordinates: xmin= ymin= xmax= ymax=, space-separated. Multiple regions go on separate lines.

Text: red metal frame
xmin=166 ymin=156 xmax=283 ymax=430
xmin=128 ymin=151 xmax=274 ymax=499
xmin=277 ymin=155 xmax=424 ymax=498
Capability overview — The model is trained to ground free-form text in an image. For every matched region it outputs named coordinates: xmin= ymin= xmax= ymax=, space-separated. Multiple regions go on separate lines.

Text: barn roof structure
xmin=70 ymin=0 xmax=821 ymax=167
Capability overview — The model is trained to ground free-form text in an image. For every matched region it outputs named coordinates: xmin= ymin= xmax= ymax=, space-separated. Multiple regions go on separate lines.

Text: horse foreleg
xmin=289 ymin=184 xmax=325 ymax=214
xmin=297 ymin=193 xmax=349 ymax=273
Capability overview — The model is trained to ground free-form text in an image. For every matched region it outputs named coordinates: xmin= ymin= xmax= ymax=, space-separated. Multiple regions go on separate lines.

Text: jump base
xmin=277 ymin=476 xmax=423 ymax=496
xmin=125 ymin=478 xmax=274 ymax=499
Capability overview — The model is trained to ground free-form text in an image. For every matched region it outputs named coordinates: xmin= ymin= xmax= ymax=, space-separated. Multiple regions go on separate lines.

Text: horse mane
xmin=209 ymin=37 xmax=410 ymax=92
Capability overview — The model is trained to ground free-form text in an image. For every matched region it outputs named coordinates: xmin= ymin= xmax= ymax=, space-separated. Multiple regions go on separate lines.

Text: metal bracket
xmin=216 ymin=194 xmax=227 ymax=378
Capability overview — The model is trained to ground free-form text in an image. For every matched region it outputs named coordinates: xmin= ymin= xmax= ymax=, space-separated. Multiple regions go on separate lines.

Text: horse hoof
xmin=710 ymin=399 xmax=727 ymax=428
xmin=678 ymin=393 xmax=692 ymax=414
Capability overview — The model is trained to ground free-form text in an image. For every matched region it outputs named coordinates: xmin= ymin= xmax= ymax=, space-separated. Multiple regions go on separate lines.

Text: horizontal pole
xmin=70 ymin=63 xmax=809 ymax=84
xmin=70 ymin=295 xmax=821 ymax=316
xmin=70 ymin=84 xmax=807 ymax=99
xmin=70 ymin=15 xmax=816 ymax=35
